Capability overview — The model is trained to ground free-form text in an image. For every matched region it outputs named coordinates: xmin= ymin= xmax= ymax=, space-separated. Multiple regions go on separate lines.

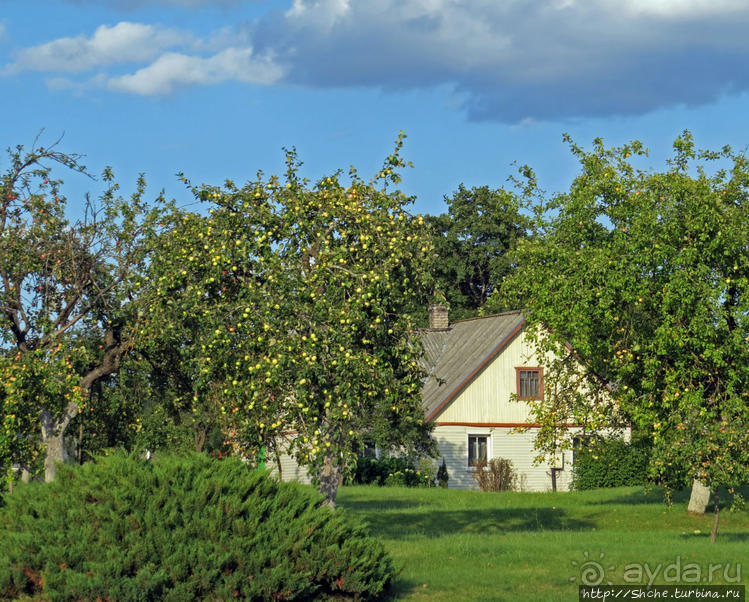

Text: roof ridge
xmin=451 ymin=309 xmax=523 ymax=325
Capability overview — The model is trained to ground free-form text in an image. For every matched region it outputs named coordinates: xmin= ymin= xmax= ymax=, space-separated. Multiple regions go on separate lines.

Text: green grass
xmin=337 ymin=485 xmax=749 ymax=601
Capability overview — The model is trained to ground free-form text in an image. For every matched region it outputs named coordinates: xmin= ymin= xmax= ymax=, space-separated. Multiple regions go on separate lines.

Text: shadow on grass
xmin=598 ymin=485 xmax=749 ymax=508
xmin=343 ymin=505 xmax=594 ymax=539
xmin=588 ymin=488 xmax=684 ymax=506
xmin=679 ymin=532 xmax=749 ymax=542
xmin=340 ymin=498 xmax=424 ymax=512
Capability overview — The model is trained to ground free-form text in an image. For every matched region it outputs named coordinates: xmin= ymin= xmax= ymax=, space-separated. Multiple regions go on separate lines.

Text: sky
xmin=2 ymin=0 xmax=749 ymax=216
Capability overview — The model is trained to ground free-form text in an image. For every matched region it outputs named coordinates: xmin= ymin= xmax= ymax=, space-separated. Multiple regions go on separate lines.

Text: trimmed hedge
xmin=0 ymin=452 xmax=394 ymax=601
xmin=572 ymin=437 xmax=652 ymax=490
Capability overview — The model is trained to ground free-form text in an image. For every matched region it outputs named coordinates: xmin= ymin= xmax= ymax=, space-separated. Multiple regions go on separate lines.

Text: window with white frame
xmin=468 ymin=434 xmax=489 ymax=467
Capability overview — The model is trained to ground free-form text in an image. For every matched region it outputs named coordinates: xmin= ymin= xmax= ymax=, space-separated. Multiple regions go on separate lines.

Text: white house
xmin=273 ymin=306 xmax=624 ymax=490
xmin=421 ymin=305 xmax=623 ymax=492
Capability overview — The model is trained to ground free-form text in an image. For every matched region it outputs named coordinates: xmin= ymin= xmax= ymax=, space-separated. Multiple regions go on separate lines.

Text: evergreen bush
xmin=0 ymin=452 xmax=394 ymax=601
xmin=571 ymin=437 xmax=651 ymax=490
xmin=437 ymin=459 xmax=449 ymax=488
xmin=353 ymin=456 xmax=434 ymax=488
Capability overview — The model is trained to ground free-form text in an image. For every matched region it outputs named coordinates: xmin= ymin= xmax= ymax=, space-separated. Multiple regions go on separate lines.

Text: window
xmin=516 ymin=367 xmax=543 ymax=400
xmin=468 ymin=434 xmax=488 ymax=467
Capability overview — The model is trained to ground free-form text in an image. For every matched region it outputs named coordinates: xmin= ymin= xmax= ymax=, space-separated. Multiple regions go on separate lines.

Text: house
xmin=421 ymin=305 xmax=618 ymax=492
xmin=273 ymin=305 xmax=622 ymax=490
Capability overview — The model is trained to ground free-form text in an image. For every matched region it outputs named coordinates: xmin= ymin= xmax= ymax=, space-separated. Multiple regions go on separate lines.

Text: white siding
xmin=265 ymin=437 xmax=312 ymax=484
xmin=272 ymin=450 xmax=312 ymax=484
xmin=433 ymin=424 xmax=579 ymax=492
xmin=435 ymin=330 xmax=539 ymax=424
xmin=434 ymin=424 xmax=630 ymax=492
xmin=262 ymin=323 xmax=629 ymax=491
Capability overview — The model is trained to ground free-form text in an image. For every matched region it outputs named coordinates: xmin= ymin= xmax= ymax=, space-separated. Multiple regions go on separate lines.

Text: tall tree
xmin=145 ymin=135 xmax=435 ymax=507
xmin=499 ymin=132 xmax=749 ymax=541
xmin=0 ymin=138 xmax=165 ymax=482
xmin=425 ymin=184 xmax=527 ymax=320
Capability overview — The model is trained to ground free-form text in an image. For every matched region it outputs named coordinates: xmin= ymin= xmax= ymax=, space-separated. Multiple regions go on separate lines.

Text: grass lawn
xmin=337 ymin=485 xmax=749 ymax=601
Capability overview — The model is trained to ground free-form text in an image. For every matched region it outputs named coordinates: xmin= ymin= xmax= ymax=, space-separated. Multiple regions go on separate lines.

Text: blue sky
xmin=2 ymin=0 xmax=749 ymax=215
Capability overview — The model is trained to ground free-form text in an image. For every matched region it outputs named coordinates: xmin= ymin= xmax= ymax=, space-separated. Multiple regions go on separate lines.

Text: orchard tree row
xmin=0 ymin=132 xmax=746 ymax=518
xmin=0 ymin=134 xmax=436 ymax=507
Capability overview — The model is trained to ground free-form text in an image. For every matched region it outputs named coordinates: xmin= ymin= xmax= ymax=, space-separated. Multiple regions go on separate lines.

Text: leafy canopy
xmin=0 ymin=137 xmax=167 ymax=481
xmin=426 ymin=184 xmax=527 ymax=319
xmin=500 ymin=131 xmax=749 ymax=493
xmin=144 ymin=134 xmax=435 ymax=499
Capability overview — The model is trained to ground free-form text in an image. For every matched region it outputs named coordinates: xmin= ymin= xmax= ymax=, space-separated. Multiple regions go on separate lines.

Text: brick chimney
xmin=428 ymin=304 xmax=449 ymax=330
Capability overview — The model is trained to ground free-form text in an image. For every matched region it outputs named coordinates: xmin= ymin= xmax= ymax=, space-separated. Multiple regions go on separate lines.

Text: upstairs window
xmin=516 ymin=367 xmax=543 ymax=400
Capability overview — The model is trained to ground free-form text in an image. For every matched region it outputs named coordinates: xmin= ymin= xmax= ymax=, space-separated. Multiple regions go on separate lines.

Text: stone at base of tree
xmin=687 ymin=479 xmax=710 ymax=514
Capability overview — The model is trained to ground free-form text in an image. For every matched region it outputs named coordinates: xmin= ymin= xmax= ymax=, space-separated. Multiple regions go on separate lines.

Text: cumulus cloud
xmin=4 ymin=22 xmax=189 ymax=73
xmin=245 ymin=0 xmax=749 ymax=122
xmin=614 ymin=0 xmax=747 ymax=18
xmin=8 ymin=0 xmax=749 ymax=121
xmin=107 ymin=47 xmax=283 ymax=94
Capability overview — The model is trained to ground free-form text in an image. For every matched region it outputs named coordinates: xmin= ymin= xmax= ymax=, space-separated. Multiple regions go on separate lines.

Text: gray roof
xmin=419 ymin=310 xmax=525 ymax=421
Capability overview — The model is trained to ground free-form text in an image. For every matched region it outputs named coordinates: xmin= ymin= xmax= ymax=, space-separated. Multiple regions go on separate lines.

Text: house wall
xmin=432 ymin=424 xmax=577 ymax=492
xmin=271 ymin=450 xmax=312 ymax=484
xmin=270 ymin=325 xmax=628 ymax=492
xmin=431 ymin=327 xmax=628 ymax=492
xmin=435 ymin=328 xmax=537 ymax=424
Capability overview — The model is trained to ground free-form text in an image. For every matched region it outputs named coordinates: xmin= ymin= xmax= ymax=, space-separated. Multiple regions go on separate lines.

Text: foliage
xmin=498 ymin=131 xmax=749 ymax=501
xmin=471 ymin=458 xmax=518 ymax=492
xmin=437 ymin=459 xmax=449 ymax=488
xmin=144 ymin=133 xmax=436 ymax=506
xmin=572 ymin=437 xmax=652 ymax=490
xmin=0 ymin=452 xmax=395 ymax=601
xmin=0 ymin=137 xmax=167 ymax=482
xmin=425 ymin=184 xmax=527 ymax=320
xmin=353 ymin=456 xmax=435 ymax=488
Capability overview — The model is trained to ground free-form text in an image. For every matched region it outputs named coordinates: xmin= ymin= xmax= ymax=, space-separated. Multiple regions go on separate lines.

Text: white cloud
xmin=285 ymin=0 xmax=352 ymax=31
xmin=5 ymin=22 xmax=188 ymax=73
xmin=8 ymin=0 xmax=749 ymax=121
xmin=246 ymin=0 xmax=749 ymax=121
xmin=615 ymin=0 xmax=746 ymax=18
xmin=107 ymin=47 xmax=283 ymax=95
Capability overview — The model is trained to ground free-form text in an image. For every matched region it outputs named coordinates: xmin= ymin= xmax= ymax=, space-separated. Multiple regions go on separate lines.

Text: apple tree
xmin=145 ymin=135 xmax=435 ymax=507
xmin=498 ymin=132 xmax=749 ymax=540
xmin=0 ymin=138 xmax=167 ymax=483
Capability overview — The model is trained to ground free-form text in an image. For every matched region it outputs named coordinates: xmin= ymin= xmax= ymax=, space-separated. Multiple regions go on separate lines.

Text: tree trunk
xmin=42 ymin=429 xmax=67 ymax=483
xmin=40 ymin=404 xmax=78 ymax=482
xmin=39 ymin=328 xmax=128 ymax=481
xmin=193 ymin=425 xmax=206 ymax=453
xmin=550 ymin=468 xmax=558 ymax=492
xmin=710 ymin=492 xmax=720 ymax=544
xmin=319 ymin=452 xmax=340 ymax=510
xmin=275 ymin=448 xmax=283 ymax=481
xmin=687 ymin=479 xmax=711 ymax=514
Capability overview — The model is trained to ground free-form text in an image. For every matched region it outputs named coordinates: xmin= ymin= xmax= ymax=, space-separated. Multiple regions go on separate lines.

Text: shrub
xmin=353 ymin=456 xmax=434 ymax=488
xmin=571 ymin=437 xmax=651 ymax=490
xmin=436 ymin=459 xmax=449 ymax=488
xmin=472 ymin=458 xmax=517 ymax=492
xmin=0 ymin=452 xmax=394 ymax=601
